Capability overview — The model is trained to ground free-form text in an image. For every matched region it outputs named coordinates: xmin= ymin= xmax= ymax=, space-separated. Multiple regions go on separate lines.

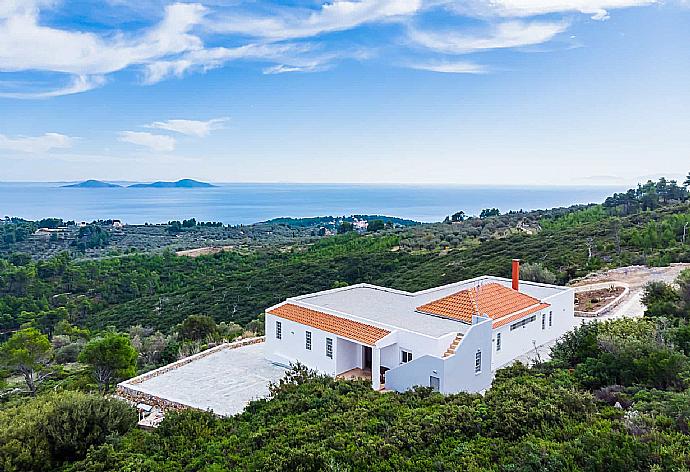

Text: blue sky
xmin=0 ymin=0 xmax=688 ymax=185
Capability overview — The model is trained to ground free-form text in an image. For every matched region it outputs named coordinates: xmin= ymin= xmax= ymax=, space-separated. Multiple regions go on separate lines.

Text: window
xmin=305 ymin=331 xmax=312 ymax=350
xmin=496 ymin=332 xmax=501 ymax=351
xmin=549 ymin=311 xmax=553 ymax=327
xmin=401 ymin=350 xmax=413 ymax=363
xmin=276 ymin=321 xmax=282 ymax=339
xmin=542 ymin=313 xmax=546 ymax=330
xmin=326 ymin=338 xmax=333 ymax=358
xmin=475 ymin=350 xmax=482 ymax=373
xmin=510 ymin=314 xmax=536 ymax=331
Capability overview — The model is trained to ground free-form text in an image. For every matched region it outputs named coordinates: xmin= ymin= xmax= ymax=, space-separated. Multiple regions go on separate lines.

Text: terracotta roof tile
xmin=416 ymin=283 xmax=549 ymax=324
xmin=268 ymin=303 xmax=390 ymax=346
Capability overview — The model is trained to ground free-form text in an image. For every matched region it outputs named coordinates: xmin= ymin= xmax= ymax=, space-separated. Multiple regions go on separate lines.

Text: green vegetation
xmin=59 ymin=301 xmax=690 ymax=470
xmin=479 ymin=207 xmax=501 ymax=218
xmin=79 ymin=333 xmax=137 ymax=393
xmin=0 ymin=391 xmax=136 ymax=471
xmin=1 ymin=177 xmax=690 ymax=470
xmin=0 ymin=328 xmax=52 ymax=395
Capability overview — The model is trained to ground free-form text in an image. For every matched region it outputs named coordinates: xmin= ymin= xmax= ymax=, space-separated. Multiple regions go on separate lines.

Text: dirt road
xmin=573 ymin=263 xmax=690 ymax=320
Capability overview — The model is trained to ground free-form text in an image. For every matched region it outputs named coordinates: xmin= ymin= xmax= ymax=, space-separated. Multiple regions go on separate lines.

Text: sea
xmin=0 ymin=182 xmax=623 ymax=226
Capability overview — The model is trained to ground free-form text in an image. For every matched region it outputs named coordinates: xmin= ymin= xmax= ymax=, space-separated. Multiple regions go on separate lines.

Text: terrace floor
xmin=337 ymin=367 xmax=372 ymax=381
xmin=123 ymin=342 xmax=287 ymax=417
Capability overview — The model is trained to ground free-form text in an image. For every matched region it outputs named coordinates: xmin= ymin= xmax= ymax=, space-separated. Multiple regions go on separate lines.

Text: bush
xmin=179 ymin=315 xmax=217 ymax=342
xmin=55 ymin=343 xmax=82 ymax=363
xmin=42 ymin=392 xmax=137 ymax=461
xmin=520 ymin=262 xmax=557 ymax=284
xmin=0 ymin=391 xmax=136 ymax=471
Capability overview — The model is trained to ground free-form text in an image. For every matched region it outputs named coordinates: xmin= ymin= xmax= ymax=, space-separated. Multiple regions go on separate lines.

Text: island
xmin=128 ymin=179 xmax=216 ymax=188
xmin=62 ymin=180 xmax=122 ymax=188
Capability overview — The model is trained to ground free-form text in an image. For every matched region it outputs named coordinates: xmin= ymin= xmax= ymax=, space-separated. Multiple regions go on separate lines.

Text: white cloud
xmin=118 ymin=131 xmax=175 ymax=152
xmin=449 ymin=0 xmax=656 ymax=21
xmin=0 ymin=132 xmax=73 ymax=153
xmin=408 ymin=60 xmax=488 ymax=73
xmin=0 ymin=2 xmax=206 ymax=97
xmin=0 ymin=75 xmax=105 ymax=99
xmin=209 ymin=0 xmax=423 ymax=40
xmin=142 ymin=43 xmax=314 ymax=83
xmin=0 ymin=3 xmax=205 ymax=75
xmin=146 ymin=118 xmax=229 ymax=137
xmin=0 ymin=0 xmax=660 ymax=97
xmin=263 ymin=64 xmax=326 ymax=74
xmin=408 ymin=20 xmax=569 ymax=53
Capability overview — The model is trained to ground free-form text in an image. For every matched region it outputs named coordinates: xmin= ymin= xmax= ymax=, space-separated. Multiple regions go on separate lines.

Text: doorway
xmin=363 ymin=346 xmax=372 ymax=370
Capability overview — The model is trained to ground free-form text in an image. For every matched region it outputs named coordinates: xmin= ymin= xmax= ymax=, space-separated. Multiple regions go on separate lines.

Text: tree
xmin=0 ymin=328 xmax=53 ymax=395
xmin=451 ymin=211 xmax=466 ymax=222
xmin=79 ymin=333 xmax=137 ymax=394
xmin=337 ymin=221 xmax=354 ymax=234
xmin=179 ymin=314 xmax=217 ymax=341
xmin=480 ymin=208 xmax=500 ymax=218
xmin=520 ymin=262 xmax=557 ymax=284
xmin=684 ymin=172 xmax=690 ymax=189
xmin=366 ymin=219 xmax=385 ymax=232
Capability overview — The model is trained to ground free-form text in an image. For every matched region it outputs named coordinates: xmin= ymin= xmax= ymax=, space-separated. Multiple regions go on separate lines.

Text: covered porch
xmin=334 ymin=337 xmax=395 ymax=390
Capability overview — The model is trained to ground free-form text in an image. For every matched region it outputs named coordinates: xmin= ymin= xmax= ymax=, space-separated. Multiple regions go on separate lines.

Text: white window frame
xmin=305 ymin=331 xmax=312 ymax=350
xmin=475 ymin=349 xmax=482 ymax=374
xmin=496 ymin=332 xmax=501 ymax=351
xmin=326 ymin=337 xmax=333 ymax=358
xmin=401 ymin=350 xmax=413 ymax=364
xmin=276 ymin=321 xmax=282 ymax=340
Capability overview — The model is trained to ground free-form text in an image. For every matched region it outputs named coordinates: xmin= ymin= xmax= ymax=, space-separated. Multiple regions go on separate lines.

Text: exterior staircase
xmin=443 ymin=333 xmax=464 ymax=358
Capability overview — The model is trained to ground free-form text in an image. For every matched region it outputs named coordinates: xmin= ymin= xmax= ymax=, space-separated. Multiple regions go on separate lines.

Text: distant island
xmin=128 ymin=179 xmax=216 ymax=188
xmin=62 ymin=179 xmax=215 ymax=189
xmin=62 ymin=180 xmax=121 ymax=188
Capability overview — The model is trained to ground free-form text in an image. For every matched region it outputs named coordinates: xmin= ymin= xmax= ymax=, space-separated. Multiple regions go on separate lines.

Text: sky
xmin=0 ymin=0 xmax=689 ymax=185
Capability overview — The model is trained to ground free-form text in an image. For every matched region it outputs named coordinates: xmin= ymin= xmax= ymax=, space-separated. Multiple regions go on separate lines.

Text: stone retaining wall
xmin=574 ymin=283 xmax=629 ymax=318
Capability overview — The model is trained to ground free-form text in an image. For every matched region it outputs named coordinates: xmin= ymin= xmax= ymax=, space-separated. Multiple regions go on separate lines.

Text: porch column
xmin=372 ymin=346 xmax=381 ymax=390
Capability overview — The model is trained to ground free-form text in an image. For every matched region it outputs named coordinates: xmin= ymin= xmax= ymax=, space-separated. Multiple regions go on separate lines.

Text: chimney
xmin=511 ymin=259 xmax=520 ymax=291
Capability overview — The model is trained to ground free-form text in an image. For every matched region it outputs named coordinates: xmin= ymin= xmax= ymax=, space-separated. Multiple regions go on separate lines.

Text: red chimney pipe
xmin=512 ymin=259 xmax=520 ymax=291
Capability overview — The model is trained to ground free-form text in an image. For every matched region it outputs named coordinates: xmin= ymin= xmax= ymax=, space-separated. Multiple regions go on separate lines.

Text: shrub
xmin=0 ymin=392 xmax=136 ymax=471
xmin=55 ymin=343 xmax=82 ymax=363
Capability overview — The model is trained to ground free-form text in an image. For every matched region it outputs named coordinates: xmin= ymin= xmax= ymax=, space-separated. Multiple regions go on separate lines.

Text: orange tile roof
xmin=268 ymin=303 xmax=390 ymax=346
xmin=416 ymin=283 xmax=550 ymax=324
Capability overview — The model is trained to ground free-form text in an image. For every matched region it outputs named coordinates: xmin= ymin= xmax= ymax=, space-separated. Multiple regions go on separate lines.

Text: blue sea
xmin=0 ymin=182 xmax=623 ymax=225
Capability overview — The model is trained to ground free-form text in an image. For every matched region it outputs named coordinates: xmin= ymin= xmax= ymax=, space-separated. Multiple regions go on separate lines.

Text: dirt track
xmin=571 ymin=263 xmax=690 ymax=319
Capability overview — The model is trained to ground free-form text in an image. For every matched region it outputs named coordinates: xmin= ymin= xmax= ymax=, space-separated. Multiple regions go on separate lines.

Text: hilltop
xmin=61 ymin=179 xmax=121 ymax=188
xmin=128 ymin=179 xmax=215 ymax=188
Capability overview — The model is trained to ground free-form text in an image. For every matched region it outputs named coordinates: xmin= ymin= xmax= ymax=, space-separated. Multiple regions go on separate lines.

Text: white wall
xmin=378 ymin=330 xmax=459 ymax=371
xmin=384 ymin=317 xmax=493 ymax=394
xmin=265 ymin=313 xmax=338 ymax=375
xmin=491 ymin=288 xmax=576 ymax=370
xmin=336 ymin=338 xmax=361 ymax=373
xmin=441 ymin=316 xmax=493 ymax=393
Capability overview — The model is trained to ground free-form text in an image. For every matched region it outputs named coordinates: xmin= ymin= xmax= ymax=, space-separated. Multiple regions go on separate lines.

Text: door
xmin=429 ymin=376 xmax=440 ymax=392
xmin=363 ymin=346 xmax=372 ymax=370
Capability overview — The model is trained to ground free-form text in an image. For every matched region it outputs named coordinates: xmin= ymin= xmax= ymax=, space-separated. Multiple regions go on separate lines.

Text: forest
xmin=2 ymin=177 xmax=690 ymax=470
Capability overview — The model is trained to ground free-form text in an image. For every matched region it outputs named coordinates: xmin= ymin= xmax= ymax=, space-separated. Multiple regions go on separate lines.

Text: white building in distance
xmin=265 ymin=260 xmax=575 ymax=393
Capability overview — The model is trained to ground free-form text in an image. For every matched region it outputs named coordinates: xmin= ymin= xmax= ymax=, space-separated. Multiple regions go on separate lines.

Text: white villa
xmin=265 ymin=260 xmax=575 ymax=394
